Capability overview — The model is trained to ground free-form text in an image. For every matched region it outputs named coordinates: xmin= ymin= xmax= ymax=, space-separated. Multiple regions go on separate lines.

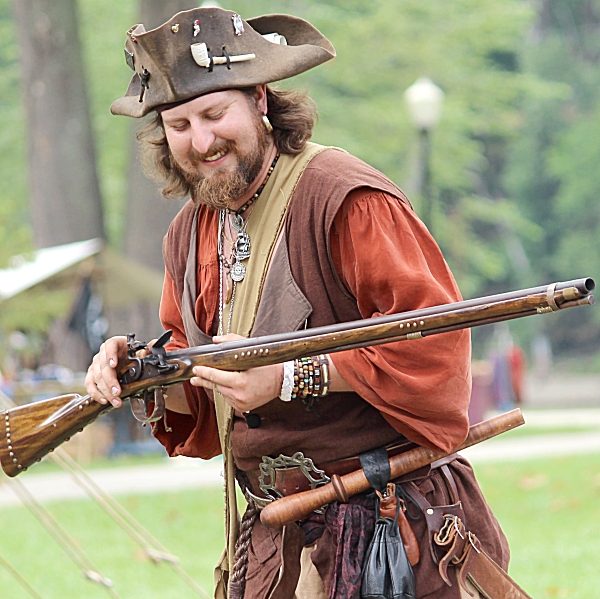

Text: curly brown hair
xmin=137 ymin=86 xmax=317 ymax=200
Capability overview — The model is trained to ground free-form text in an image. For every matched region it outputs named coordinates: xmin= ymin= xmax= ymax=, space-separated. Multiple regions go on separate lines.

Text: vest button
xmin=245 ymin=413 xmax=261 ymax=428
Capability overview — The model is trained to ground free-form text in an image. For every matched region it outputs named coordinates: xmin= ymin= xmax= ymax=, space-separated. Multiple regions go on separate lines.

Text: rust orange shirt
xmin=155 ymin=189 xmax=470 ymax=457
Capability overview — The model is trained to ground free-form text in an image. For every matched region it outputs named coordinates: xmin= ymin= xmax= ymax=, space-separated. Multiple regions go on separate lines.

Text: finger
xmin=85 ymin=363 xmax=107 ymax=404
xmin=94 ymin=367 xmax=122 ymax=408
xmin=92 ymin=355 xmax=112 ymax=399
xmin=189 ymin=371 xmax=235 ymax=401
xmin=104 ymin=336 xmax=128 ymax=368
xmin=189 ymin=371 xmax=219 ymax=390
xmin=139 ymin=339 xmax=156 ymax=358
xmin=192 ymin=366 xmax=239 ymax=389
xmin=92 ymin=343 xmax=123 ymax=407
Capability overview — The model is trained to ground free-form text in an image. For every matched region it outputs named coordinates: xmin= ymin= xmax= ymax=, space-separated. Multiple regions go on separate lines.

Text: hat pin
xmin=232 ymin=14 xmax=244 ymax=35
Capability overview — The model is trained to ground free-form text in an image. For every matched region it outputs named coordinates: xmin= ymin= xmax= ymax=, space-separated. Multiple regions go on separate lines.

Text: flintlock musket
xmin=0 ymin=277 xmax=594 ymax=477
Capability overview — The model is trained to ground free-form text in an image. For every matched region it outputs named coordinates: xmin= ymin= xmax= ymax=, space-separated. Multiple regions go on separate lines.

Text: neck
xmin=228 ymin=141 xmax=278 ymax=213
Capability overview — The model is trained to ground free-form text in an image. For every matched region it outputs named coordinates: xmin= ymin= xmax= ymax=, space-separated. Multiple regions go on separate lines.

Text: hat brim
xmin=110 ymin=10 xmax=335 ymax=118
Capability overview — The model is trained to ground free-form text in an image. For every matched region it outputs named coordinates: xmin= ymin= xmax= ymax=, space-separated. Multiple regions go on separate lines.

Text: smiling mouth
xmin=203 ymin=149 xmax=227 ymax=163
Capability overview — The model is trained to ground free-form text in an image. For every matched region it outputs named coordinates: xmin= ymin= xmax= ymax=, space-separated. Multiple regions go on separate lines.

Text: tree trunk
xmin=124 ymin=0 xmax=195 ymax=272
xmin=15 ymin=0 xmax=104 ymax=248
xmin=114 ymin=1 xmax=196 ymax=342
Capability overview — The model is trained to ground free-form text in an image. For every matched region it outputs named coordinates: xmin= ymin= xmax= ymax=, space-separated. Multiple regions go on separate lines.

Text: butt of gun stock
xmin=0 ymin=394 xmax=112 ymax=477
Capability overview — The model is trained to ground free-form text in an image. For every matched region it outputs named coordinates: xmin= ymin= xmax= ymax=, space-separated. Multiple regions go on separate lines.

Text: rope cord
xmin=396 ymin=483 xmax=424 ymax=521
xmin=8 ymin=478 xmax=122 ymax=599
xmin=0 ymin=389 xmax=210 ymax=599
xmin=228 ymin=484 xmax=260 ymax=599
xmin=0 ymin=551 xmax=45 ymax=599
xmin=228 ymin=502 xmax=259 ymax=599
xmin=49 ymin=451 xmax=211 ymax=598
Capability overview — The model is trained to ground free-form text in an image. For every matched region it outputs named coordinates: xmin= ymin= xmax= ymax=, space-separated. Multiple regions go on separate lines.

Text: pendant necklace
xmin=218 ymin=153 xmax=280 ymax=335
xmin=229 ymin=212 xmax=251 ymax=283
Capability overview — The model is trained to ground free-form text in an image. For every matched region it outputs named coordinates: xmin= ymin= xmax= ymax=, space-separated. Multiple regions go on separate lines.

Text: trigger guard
xmin=130 ymin=388 xmax=166 ymax=424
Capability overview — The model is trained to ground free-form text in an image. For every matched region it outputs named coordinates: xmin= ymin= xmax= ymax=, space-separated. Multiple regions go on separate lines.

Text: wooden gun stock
xmin=0 ymin=394 xmax=112 ymax=476
xmin=260 ymin=409 xmax=525 ymax=528
xmin=0 ymin=278 xmax=594 ymax=477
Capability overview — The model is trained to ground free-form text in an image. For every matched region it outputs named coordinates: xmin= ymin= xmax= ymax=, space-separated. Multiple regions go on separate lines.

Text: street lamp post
xmin=404 ymin=77 xmax=444 ymax=232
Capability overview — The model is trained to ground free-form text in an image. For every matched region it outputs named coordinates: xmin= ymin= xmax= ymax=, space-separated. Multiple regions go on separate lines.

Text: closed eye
xmin=165 ymin=121 xmax=189 ymax=132
xmin=205 ymin=110 xmax=225 ymax=121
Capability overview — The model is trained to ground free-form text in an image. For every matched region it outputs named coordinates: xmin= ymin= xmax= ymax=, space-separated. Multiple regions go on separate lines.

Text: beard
xmin=170 ymin=115 xmax=269 ymax=210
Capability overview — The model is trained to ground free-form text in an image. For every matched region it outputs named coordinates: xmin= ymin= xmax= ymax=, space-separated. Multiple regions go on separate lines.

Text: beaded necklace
xmin=218 ymin=153 xmax=280 ymax=335
xmin=226 ymin=153 xmax=280 ymax=216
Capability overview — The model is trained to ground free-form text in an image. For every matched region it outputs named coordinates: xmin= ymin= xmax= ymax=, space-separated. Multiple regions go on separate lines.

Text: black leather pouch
xmin=359 ymin=447 xmax=416 ymax=599
xmin=360 ymin=504 xmax=416 ymax=599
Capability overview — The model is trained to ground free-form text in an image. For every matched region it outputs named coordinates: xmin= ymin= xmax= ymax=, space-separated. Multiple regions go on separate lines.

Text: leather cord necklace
xmin=218 ymin=153 xmax=280 ymax=335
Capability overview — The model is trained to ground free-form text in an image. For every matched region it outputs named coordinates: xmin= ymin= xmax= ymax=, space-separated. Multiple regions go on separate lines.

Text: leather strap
xmin=441 ymin=464 xmax=460 ymax=504
xmin=458 ymin=533 xmax=533 ymax=599
xmin=246 ymin=439 xmax=416 ymax=499
xmin=359 ymin=446 xmax=390 ymax=492
xmin=405 ymin=482 xmax=466 ymax=565
xmin=431 ymin=512 xmax=533 ymax=599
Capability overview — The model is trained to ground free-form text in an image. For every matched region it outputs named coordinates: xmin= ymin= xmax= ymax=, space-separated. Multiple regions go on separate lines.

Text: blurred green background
xmin=1 ymin=0 xmax=599 ymax=366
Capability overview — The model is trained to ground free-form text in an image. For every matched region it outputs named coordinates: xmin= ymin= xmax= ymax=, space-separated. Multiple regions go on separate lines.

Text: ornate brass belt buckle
xmin=258 ymin=452 xmax=331 ymax=508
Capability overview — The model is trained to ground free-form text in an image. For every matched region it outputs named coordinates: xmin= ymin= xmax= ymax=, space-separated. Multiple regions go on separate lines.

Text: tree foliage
xmin=233 ymin=0 xmax=557 ymax=296
xmin=503 ymin=0 xmax=600 ymax=350
xmin=0 ymin=0 xmax=598 ymax=357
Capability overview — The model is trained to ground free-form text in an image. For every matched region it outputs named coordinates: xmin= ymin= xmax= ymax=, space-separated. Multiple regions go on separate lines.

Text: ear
xmin=255 ymin=84 xmax=268 ymax=114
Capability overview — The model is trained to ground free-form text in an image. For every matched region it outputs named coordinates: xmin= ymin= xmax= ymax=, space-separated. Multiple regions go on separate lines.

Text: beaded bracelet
xmin=319 ymin=354 xmax=330 ymax=396
xmin=288 ymin=354 xmax=330 ymax=410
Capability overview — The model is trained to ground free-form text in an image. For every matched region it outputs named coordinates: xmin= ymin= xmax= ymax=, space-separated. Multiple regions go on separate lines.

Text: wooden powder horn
xmin=259 ymin=409 xmax=525 ymax=529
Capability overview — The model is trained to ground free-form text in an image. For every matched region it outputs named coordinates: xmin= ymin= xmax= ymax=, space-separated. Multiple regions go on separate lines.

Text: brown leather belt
xmin=245 ymin=440 xmax=414 ymax=500
xmin=245 ymin=440 xmax=459 ymax=502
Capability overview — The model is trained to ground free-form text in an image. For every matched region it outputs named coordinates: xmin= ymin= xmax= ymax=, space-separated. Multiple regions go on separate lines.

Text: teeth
xmin=205 ymin=150 xmax=226 ymax=162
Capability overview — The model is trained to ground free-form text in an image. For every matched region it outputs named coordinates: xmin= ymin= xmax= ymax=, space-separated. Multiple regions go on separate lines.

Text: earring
xmin=262 ymin=114 xmax=273 ymax=133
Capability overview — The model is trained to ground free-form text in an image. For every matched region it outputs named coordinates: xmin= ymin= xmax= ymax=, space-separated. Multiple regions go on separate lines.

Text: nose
xmin=189 ymin=119 xmax=216 ymax=156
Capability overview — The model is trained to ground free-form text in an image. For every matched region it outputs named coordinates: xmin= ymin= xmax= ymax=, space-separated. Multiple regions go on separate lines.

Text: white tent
xmin=0 ymin=238 xmax=163 ymax=308
xmin=0 ymin=239 xmax=102 ymax=301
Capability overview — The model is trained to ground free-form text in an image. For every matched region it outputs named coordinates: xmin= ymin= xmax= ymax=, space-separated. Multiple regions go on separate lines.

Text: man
xmin=86 ymin=7 xmax=511 ymax=599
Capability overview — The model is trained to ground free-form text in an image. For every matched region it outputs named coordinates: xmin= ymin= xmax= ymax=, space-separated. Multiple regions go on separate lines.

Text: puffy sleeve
xmin=152 ymin=268 xmax=221 ymax=459
xmin=329 ymin=189 xmax=472 ymax=452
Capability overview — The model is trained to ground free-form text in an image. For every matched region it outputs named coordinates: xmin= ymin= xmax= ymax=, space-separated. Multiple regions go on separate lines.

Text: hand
xmin=85 ymin=336 xmax=151 ymax=407
xmin=190 ymin=334 xmax=284 ymax=412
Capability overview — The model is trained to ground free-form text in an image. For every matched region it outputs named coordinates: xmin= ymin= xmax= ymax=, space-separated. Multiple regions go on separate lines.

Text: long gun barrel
xmin=0 ymin=277 xmax=594 ymax=477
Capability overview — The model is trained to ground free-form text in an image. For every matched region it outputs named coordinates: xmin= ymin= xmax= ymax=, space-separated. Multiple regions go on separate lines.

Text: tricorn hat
xmin=111 ymin=7 xmax=335 ymax=118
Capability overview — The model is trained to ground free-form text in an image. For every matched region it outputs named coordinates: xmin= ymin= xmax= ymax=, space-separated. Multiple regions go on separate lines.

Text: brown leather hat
xmin=111 ymin=7 xmax=335 ymax=118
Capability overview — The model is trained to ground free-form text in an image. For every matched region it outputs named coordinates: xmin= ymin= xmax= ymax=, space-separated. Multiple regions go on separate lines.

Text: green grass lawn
xmin=0 ymin=486 xmax=225 ymax=599
xmin=491 ymin=425 xmax=600 ymax=438
xmin=475 ymin=454 xmax=600 ymax=599
xmin=0 ymin=452 xmax=599 ymax=598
